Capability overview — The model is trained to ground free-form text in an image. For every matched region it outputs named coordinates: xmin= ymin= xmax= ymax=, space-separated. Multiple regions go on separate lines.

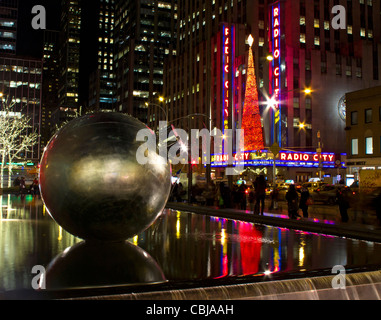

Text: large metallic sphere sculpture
xmin=40 ymin=113 xmax=171 ymax=242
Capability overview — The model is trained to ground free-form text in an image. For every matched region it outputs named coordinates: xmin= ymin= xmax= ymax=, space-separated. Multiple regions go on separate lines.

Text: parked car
xmin=310 ymin=185 xmax=340 ymax=205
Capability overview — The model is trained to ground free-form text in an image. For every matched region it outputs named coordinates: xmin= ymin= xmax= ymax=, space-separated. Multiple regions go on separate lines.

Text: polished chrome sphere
xmin=40 ymin=113 xmax=171 ymax=242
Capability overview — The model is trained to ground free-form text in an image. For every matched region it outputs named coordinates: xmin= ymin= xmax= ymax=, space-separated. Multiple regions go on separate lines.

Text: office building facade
xmin=0 ymin=0 xmax=17 ymax=55
xmin=84 ymin=0 xmax=116 ymax=112
xmin=0 ymin=56 xmax=43 ymax=161
xmin=163 ymin=0 xmax=381 ymax=182
xmin=58 ymin=0 xmax=81 ymax=114
xmin=113 ymin=0 xmax=177 ymax=122
xmin=345 ymin=85 xmax=381 ymax=180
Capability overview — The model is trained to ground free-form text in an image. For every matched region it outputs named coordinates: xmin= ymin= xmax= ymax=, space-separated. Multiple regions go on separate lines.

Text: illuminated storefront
xmin=211 ymin=150 xmax=336 ymax=169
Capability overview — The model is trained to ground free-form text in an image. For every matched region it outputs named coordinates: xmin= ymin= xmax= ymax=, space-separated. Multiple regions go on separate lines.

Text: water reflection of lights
xmin=221 ymin=228 xmax=226 ymax=245
xmin=58 ymin=226 xmax=63 ymax=241
xmin=176 ymin=211 xmax=181 ymax=239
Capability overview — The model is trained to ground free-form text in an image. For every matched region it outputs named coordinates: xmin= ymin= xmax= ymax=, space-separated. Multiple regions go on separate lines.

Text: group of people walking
xmin=285 ymin=184 xmax=311 ymax=219
xmin=170 ymin=176 xmax=381 ymax=226
xmin=13 ymin=176 xmax=40 ymax=196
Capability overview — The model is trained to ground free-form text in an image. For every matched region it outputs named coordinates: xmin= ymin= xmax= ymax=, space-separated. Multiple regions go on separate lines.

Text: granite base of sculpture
xmin=40 ymin=112 xmax=171 ymax=242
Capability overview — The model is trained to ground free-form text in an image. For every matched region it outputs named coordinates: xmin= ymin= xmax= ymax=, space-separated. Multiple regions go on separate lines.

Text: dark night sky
xmin=17 ymin=0 xmax=61 ymax=57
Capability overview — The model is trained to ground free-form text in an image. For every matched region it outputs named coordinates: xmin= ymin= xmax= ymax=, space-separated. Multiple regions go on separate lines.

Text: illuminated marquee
xmin=211 ymin=151 xmax=336 ymax=168
xmin=279 ymin=152 xmax=335 ymax=163
xmin=222 ymin=24 xmax=235 ymax=133
xmin=269 ymin=2 xmax=282 ymax=144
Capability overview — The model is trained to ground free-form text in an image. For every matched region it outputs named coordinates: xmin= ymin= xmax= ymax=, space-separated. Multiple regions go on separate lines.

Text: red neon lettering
xmin=322 ymin=154 xmax=328 ymax=161
xmin=274 ymin=49 xmax=280 ymax=59
xmin=303 ymin=154 xmax=309 ymax=161
xmin=225 ymin=109 xmax=229 ymax=116
xmin=225 ymin=46 xmax=229 ymax=54
xmin=225 ymin=81 xmax=229 ymax=89
xmin=225 ymin=99 xmax=229 ymax=107
xmin=280 ymin=153 xmax=286 ymax=160
xmin=225 ymin=28 xmax=230 ymax=36
xmin=274 ymin=67 xmax=279 ymax=76
xmin=328 ymin=155 xmax=334 ymax=162
xmin=287 ymin=154 xmax=293 ymax=161
xmin=274 ymin=38 xmax=279 ymax=48
xmin=293 ymin=154 xmax=299 ymax=161
xmin=274 ymin=29 xmax=279 ymax=38
xmin=225 ymin=37 xmax=229 ymax=45
xmin=225 ymin=65 xmax=229 ymax=73
xmin=274 ymin=8 xmax=279 ymax=17
xmin=274 ymin=18 xmax=280 ymax=28
xmin=313 ymin=155 xmax=319 ymax=161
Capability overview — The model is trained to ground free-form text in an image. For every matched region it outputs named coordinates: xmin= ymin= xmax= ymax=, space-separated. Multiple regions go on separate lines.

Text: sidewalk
xmin=166 ymin=200 xmax=381 ymax=243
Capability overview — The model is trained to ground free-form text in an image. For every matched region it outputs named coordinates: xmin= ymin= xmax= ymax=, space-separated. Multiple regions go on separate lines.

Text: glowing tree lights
xmin=241 ymin=35 xmax=264 ymax=152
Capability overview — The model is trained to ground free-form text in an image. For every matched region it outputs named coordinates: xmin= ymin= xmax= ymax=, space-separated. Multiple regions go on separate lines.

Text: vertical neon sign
xmin=270 ymin=2 xmax=282 ymax=146
xmin=222 ymin=24 xmax=235 ymax=134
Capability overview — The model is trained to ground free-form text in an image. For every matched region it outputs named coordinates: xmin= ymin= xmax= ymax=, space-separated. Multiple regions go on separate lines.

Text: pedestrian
xmin=374 ymin=189 xmax=381 ymax=226
xmin=286 ymin=184 xmax=299 ymax=219
xmin=216 ymin=182 xmax=225 ymax=209
xmin=232 ymin=185 xmax=241 ymax=209
xmin=254 ymin=175 xmax=266 ymax=215
xmin=248 ymin=187 xmax=256 ymax=214
xmin=336 ymin=187 xmax=350 ymax=223
xmin=299 ymin=187 xmax=310 ymax=218
xmin=31 ymin=177 xmax=39 ymax=196
xmin=238 ymin=184 xmax=247 ymax=210
xmin=170 ymin=182 xmax=178 ymax=202
xmin=19 ymin=177 xmax=26 ymax=195
xmin=204 ymin=181 xmax=216 ymax=206
xmin=13 ymin=176 xmax=20 ymax=187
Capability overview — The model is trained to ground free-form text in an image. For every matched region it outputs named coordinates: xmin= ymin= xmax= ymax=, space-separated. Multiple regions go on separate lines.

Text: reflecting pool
xmin=1 ymin=195 xmax=381 ymax=294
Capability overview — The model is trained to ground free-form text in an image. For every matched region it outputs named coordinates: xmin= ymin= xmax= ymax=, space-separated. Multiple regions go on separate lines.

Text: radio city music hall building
xmin=162 ymin=0 xmax=381 ymax=183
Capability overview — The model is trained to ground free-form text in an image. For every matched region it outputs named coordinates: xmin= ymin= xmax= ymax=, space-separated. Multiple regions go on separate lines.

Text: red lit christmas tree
xmin=241 ymin=36 xmax=264 ymax=151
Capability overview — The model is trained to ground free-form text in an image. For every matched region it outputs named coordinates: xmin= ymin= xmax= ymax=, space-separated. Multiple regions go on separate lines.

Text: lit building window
xmin=365 ymin=137 xmax=373 ymax=155
xmin=351 ymin=139 xmax=358 ymax=155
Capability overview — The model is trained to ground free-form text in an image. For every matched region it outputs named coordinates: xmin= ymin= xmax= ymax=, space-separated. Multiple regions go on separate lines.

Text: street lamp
xmin=303 ymin=88 xmax=312 ymax=95
xmin=145 ymin=100 xmax=168 ymax=124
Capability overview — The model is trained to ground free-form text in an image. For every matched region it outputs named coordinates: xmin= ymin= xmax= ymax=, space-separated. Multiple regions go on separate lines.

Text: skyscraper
xmin=114 ymin=0 xmax=177 ymax=122
xmin=82 ymin=0 xmax=116 ymax=112
xmin=58 ymin=0 xmax=81 ymax=114
xmin=41 ymin=30 xmax=60 ymax=149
